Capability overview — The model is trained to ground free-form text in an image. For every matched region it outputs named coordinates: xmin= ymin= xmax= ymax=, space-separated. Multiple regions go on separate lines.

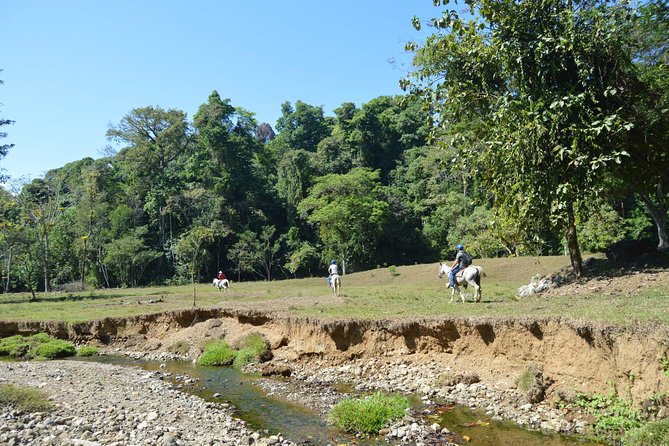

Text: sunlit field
xmin=1 ymin=255 xmax=669 ymax=326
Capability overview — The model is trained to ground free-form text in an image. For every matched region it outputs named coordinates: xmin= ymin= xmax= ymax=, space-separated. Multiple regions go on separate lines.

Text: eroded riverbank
xmin=2 ymin=308 xmax=668 ymax=443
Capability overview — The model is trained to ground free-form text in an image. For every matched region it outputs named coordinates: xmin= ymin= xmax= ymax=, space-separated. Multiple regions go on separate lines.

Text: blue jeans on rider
xmin=449 ymin=265 xmax=462 ymax=288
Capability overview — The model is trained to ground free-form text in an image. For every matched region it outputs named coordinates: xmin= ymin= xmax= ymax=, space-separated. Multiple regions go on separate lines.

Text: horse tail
xmin=477 ymin=266 xmax=486 ymax=277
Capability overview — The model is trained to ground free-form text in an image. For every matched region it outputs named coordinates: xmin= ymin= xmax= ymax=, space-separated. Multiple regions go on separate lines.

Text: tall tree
xmin=614 ymin=0 xmax=669 ymax=250
xmin=107 ymin=106 xmax=191 ymax=277
xmin=405 ymin=0 xmax=638 ymax=276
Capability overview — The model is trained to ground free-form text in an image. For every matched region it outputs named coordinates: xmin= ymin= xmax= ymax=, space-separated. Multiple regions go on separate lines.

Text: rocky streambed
xmin=0 ymin=360 xmax=294 ymax=446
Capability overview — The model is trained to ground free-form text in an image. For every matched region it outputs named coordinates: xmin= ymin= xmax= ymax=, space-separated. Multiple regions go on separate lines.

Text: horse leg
xmin=459 ymin=284 xmax=466 ymax=303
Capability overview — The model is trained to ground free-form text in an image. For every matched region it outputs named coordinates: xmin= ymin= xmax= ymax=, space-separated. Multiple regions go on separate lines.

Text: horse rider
xmin=449 ymin=244 xmax=468 ymax=289
xmin=217 ymin=270 xmax=226 ymax=281
xmin=327 ymin=260 xmax=338 ymax=287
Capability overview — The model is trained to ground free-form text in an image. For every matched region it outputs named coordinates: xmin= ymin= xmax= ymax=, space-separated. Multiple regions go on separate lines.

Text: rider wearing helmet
xmin=217 ymin=270 xmax=226 ymax=281
xmin=449 ymin=244 xmax=466 ymax=288
xmin=327 ymin=260 xmax=338 ymax=287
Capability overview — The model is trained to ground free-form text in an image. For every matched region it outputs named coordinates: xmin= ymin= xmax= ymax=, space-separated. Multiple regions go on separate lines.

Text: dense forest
xmin=0 ymin=0 xmax=667 ymax=293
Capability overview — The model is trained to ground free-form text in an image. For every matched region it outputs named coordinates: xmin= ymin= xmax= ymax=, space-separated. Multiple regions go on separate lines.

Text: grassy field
xmin=1 ymin=255 xmax=669 ymax=326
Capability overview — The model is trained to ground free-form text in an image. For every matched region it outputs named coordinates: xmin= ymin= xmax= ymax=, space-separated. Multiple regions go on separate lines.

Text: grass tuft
xmin=76 ymin=345 xmax=98 ymax=357
xmin=622 ymin=418 xmax=669 ymax=446
xmin=196 ymin=340 xmax=235 ymax=366
xmin=0 ymin=333 xmax=76 ymax=359
xmin=329 ymin=392 xmax=410 ymax=435
xmin=0 ymin=383 xmax=54 ymax=412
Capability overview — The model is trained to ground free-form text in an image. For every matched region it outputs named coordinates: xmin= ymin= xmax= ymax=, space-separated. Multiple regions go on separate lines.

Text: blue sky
xmin=1 ymin=1 xmax=443 ymax=182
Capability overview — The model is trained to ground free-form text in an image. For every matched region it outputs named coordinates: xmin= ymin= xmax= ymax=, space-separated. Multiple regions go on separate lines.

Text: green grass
xmin=573 ymin=389 xmax=642 ymax=443
xmin=196 ymin=340 xmax=236 ymax=366
xmin=622 ymin=418 xmax=669 ymax=446
xmin=0 ymin=333 xmax=76 ymax=359
xmin=0 ymin=383 xmax=54 ymax=412
xmin=76 ymin=345 xmax=98 ymax=357
xmin=329 ymin=392 xmax=411 ymax=435
xmin=0 ymin=255 xmax=668 ymax=327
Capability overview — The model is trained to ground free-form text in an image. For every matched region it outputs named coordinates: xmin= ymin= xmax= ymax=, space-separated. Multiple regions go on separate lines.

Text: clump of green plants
xmin=388 ymin=265 xmax=400 ymax=277
xmin=574 ymin=389 xmax=642 ymax=443
xmin=196 ymin=340 xmax=236 ymax=366
xmin=33 ymin=339 xmax=76 ymax=359
xmin=76 ymin=345 xmax=98 ymax=357
xmin=0 ymin=333 xmax=76 ymax=360
xmin=622 ymin=418 xmax=669 ymax=446
xmin=237 ymin=333 xmax=271 ymax=361
xmin=329 ymin=392 xmax=411 ymax=435
xmin=0 ymin=383 xmax=54 ymax=412
xmin=199 ymin=333 xmax=271 ymax=369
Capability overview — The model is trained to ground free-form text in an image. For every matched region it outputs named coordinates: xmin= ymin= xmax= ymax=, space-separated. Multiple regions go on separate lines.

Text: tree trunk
xmin=639 ymin=188 xmax=669 ymax=252
xmin=564 ymin=203 xmax=584 ymax=277
xmin=43 ymin=231 xmax=50 ymax=292
xmin=5 ymin=247 xmax=12 ymax=292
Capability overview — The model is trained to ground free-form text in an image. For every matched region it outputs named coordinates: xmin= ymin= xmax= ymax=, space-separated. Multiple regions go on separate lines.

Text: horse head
xmin=438 ymin=262 xmax=450 ymax=279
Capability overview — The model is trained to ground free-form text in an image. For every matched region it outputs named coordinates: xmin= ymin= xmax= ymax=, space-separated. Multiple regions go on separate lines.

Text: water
xmin=75 ymin=356 xmax=601 ymax=446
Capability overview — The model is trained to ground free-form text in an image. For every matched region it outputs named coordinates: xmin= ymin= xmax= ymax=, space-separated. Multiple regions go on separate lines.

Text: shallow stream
xmin=76 ymin=356 xmax=602 ymax=446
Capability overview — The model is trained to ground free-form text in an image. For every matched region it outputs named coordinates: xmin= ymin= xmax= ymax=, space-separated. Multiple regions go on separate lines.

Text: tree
xmin=0 ymin=70 xmax=13 ymax=182
xmin=614 ymin=0 xmax=669 ymax=250
xmin=174 ymin=226 xmax=215 ymax=306
xmin=108 ymin=106 xmax=191 ymax=277
xmin=298 ymin=168 xmax=391 ymax=271
xmin=15 ymin=178 xmax=64 ymax=291
xmin=405 ymin=0 xmax=638 ymax=276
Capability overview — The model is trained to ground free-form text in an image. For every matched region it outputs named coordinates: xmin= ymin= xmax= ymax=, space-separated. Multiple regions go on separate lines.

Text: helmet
xmin=219 ymin=271 xmax=222 ymax=274
xmin=456 ymin=244 xmax=464 ymax=250
xmin=330 ymin=260 xmax=336 ymax=265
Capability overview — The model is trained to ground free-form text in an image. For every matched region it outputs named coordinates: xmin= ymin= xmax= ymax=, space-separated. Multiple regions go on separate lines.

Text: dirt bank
xmin=2 ymin=309 xmax=668 ymax=404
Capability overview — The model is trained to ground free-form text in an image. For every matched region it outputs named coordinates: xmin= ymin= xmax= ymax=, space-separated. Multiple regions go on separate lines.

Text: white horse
xmin=330 ymin=274 xmax=341 ymax=297
xmin=213 ymin=278 xmax=230 ymax=291
xmin=438 ymin=263 xmax=485 ymax=303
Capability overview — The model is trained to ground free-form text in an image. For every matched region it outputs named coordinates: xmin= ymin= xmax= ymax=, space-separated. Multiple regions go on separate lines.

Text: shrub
xmin=0 ymin=334 xmax=76 ymax=359
xmin=622 ymin=418 xmax=669 ymax=446
xmin=516 ymin=363 xmax=542 ymax=392
xmin=0 ymin=384 xmax=54 ymax=412
xmin=76 ymin=345 xmax=98 ymax=357
xmin=197 ymin=340 xmax=235 ymax=366
xmin=329 ymin=392 xmax=410 ymax=435
xmin=239 ymin=333 xmax=271 ymax=361
xmin=0 ymin=335 xmax=27 ymax=357
xmin=33 ymin=339 xmax=76 ymax=359
xmin=233 ymin=348 xmax=257 ymax=368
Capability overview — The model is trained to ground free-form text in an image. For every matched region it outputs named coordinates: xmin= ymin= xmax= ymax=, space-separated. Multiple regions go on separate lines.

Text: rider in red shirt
xmin=217 ymin=271 xmax=226 ymax=281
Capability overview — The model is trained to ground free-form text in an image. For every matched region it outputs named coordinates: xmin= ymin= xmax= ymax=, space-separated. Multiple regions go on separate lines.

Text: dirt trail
xmin=2 ymin=307 xmax=669 ymax=405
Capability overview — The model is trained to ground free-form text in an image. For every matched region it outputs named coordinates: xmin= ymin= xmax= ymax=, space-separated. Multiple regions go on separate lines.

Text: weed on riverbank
xmin=0 ymin=383 xmax=53 ymax=412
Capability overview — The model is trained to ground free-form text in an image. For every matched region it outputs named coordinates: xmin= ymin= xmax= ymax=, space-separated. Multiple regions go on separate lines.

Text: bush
xmin=239 ymin=333 xmax=271 ymax=361
xmin=76 ymin=345 xmax=98 ymax=357
xmin=0 ymin=335 xmax=27 ymax=357
xmin=329 ymin=392 xmax=410 ymax=435
xmin=0 ymin=334 xmax=76 ymax=359
xmin=622 ymin=418 xmax=669 ymax=446
xmin=0 ymin=384 xmax=54 ymax=412
xmin=197 ymin=340 xmax=235 ymax=366
xmin=33 ymin=339 xmax=76 ymax=359
xmin=233 ymin=348 xmax=257 ymax=368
